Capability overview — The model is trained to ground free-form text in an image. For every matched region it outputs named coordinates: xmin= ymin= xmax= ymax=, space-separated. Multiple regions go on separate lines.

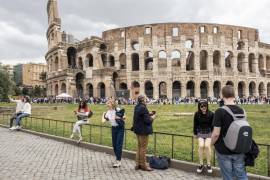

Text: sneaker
xmin=77 ymin=136 xmax=83 ymax=143
xmin=70 ymin=134 xmax=74 ymax=139
xmin=16 ymin=126 xmax=22 ymax=130
xmin=113 ymin=160 xmax=121 ymax=168
xmin=197 ymin=164 xmax=204 ymax=173
xmin=206 ymin=165 xmax=213 ymax=173
xmin=9 ymin=126 xmax=17 ymax=130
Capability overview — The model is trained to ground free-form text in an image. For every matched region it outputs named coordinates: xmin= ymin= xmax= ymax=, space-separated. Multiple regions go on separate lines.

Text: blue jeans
xmin=112 ymin=126 xmax=124 ymax=161
xmin=216 ymin=150 xmax=248 ymax=180
xmin=15 ymin=113 xmax=29 ymax=126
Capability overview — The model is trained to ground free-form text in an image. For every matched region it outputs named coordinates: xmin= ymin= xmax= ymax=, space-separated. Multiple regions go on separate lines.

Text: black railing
xmin=1 ymin=114 xmax=269 ymax=177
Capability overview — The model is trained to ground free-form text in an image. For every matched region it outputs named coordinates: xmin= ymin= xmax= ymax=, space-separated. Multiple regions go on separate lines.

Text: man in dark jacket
xmin=132 ymin=95 xmax=155 ymax=171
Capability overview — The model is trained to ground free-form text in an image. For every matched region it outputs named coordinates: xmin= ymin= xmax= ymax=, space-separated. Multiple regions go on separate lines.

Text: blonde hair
xmin=107 ymin=99 xmax=116 ymax=109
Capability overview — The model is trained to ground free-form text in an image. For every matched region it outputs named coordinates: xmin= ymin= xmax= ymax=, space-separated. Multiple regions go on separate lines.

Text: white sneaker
xmin=9 ymin=126 xmax=17 ymax=130
xmin=113 ymin=160 xmax=121 ymax=168
xmin=70 ymin=134 xmax=74 ymax=139
xmin=77 ymin=136 xmax=83 ymax=143
xmin=16 ymin=126 xmax=21 ymax=130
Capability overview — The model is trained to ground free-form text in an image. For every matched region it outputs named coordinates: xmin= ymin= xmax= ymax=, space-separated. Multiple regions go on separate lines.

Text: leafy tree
xmin=0 ymin=68 xmax=15 ymax=101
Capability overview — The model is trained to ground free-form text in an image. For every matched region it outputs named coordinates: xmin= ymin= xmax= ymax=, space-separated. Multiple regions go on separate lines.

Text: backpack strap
xmin=221 ymin=106 xmax=246 ymax=121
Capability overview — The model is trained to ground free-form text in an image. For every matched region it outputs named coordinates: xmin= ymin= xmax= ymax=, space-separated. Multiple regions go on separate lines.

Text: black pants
xmin=10 ymin=113 xmax=22 ymax=127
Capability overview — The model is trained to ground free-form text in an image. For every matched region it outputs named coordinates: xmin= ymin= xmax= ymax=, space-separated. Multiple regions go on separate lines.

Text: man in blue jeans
xmin=211 ymin=85 xmax=248 ymax=180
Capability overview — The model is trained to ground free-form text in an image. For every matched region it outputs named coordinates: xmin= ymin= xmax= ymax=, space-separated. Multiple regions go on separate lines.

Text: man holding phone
xmin=132 ymin=95 xmax=156 ymax=171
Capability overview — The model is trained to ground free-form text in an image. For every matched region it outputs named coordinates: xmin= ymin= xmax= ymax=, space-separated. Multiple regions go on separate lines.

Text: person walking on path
xmin=211 ymin=85 xmax=248 ymax=180
xmin=132 ymin=95 xmax=156 ymax=171
xmin=193 ymin=99 xmax=214 ymax=173
xmin=103 ymin=99 xmax=125 ymax=168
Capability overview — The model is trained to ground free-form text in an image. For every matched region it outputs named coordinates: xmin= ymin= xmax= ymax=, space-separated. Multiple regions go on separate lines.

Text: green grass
xmin=0 ymin=103 xmax=269 ymax=176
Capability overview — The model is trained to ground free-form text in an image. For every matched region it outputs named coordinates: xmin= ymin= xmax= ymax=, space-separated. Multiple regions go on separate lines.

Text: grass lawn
xmin=0 ymin=103 xmax=269 ymax=176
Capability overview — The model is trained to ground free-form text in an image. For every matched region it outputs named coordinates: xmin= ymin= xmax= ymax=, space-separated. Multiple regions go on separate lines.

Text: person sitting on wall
xmin=8 ymin=96 xmax=25 ymax=128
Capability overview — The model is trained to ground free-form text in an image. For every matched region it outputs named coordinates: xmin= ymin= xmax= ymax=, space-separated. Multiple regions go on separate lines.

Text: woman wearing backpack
xmin=103 ymin=99 xmax=125 ymax=168
xmin=70 ymin=100 xmax=91 ymax=142
xmin=193 ymin=100 xmax=214 ymax=173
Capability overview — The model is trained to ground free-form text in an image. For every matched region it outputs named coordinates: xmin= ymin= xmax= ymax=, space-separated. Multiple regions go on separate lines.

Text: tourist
xmin=8 ymin=96 xmax=25 ymax=128
xmin=103 ymin=99 xmax=125 ymax=168
xmin=10 ymin=96 xmax=31 ymax=130
xmin=70 ymin=100 xmax=91 ymax=142
xmin=132 ymin=95 xmax=156 ymax=171
xmin=193 ymin=99 xmax=214 ymax=173
xmin=211 ymin=85 xmax=248 ymax=180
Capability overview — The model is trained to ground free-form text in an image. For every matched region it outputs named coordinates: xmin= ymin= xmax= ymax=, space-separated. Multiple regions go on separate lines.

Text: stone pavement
xmin=0 ymin=127 xmax=221 ymax=180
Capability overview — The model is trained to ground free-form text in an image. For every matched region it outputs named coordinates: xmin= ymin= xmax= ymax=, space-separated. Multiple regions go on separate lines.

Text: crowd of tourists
xmin=6 ymin=85 xmax=259 ymax=180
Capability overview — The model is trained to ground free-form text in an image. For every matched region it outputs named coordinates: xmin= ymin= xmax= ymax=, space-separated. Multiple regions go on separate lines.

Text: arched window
xmin=132 ymin=53 xmax=139 ymax=71
xmin=186 ymin=51 xmax=194 ymax=71
xmin=200 ymin=50 xmax=208 ymax=70
xmin=67 ymin=47 xmax=77 ymax=68
xmin=119 ymin=53 xmax=126 ymax=69
xmin=144 ymin=51 xmax=153 ymax=70
xmin=158 ymin=51 xmax=167 ymax=59
xmin=237 ymin=53 xmax=245 ymax=72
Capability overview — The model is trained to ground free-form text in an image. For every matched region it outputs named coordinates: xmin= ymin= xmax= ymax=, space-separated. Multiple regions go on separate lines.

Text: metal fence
xmin=1 ymin=113 xmax=269 ymax=177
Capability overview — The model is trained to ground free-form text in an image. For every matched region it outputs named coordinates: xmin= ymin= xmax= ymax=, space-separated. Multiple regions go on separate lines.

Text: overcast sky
xmin=1 ymin=0 xmax=270 ymax=65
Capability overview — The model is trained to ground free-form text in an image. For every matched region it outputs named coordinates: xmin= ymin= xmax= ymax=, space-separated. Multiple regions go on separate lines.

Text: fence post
xmin=124 ymin=129 xmax=127 ymax=149
xmin=267 ymin=145 xmax=270 ymax=176
xmin=63 ymin=122 xmax=65 ymax=137
xmin=172 ymin=135 xmax=174 ymax=159
xmin=154 ymin=132 xmax=157 ymax=155
xmin=99 ymin=126 xmax=102 ymax=145
xmin=89 ymin=125 xmax=92 ymax=143
xmin=42 ymin=118 xmax=44 ymax=132
xmin=55 ymin=121 xmax=58 ymax=136
xmin=191 ymin=136 xmax=194 ymax=162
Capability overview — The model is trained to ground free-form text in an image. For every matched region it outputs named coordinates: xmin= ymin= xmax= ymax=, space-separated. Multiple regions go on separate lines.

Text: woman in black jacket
xmin=193 ymin=100 xmax=214 ymax=173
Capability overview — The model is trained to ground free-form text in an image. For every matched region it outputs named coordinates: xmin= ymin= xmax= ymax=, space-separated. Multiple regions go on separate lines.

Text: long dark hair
xmin=78 ymin=100 xmax=87 ymax=110
xmin=197 ymin=99 xmax=209 ymax=115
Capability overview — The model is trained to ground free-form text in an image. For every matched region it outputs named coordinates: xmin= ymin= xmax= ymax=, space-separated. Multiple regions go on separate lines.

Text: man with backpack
xmin=211 ymin=85 xmax=252 ymax=180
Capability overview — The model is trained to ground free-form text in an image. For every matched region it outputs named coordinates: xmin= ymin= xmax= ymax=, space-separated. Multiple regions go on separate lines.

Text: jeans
xmin=72 ymin=120 xmax=88 ymax=135
xmin=216 ymin=150 xmax=248 ymax=180
xmin=112 ymin=126 xmax=124 ymax=161
xmin=10 ymin=112 xmax=22 ymax=127
xmin=15 ymin=113 xmax=30 ymax=126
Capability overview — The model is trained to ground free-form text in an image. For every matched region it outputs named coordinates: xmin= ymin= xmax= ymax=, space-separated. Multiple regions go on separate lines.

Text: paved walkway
xmin=0 ymin=127 xmax=220 ymax=180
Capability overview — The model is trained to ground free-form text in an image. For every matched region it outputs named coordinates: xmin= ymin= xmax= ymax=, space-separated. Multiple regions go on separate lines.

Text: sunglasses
xmin=200 ymin=105 xmax=207 ymax=108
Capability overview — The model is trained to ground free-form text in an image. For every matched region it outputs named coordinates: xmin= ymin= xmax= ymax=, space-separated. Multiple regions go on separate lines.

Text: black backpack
xmin=149 ymin=156 xmax=171 ymax=170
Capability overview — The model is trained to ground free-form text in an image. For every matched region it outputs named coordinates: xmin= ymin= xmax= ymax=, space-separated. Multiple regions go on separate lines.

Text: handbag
xmin=149 ymin=156 xmax=171 ymax=170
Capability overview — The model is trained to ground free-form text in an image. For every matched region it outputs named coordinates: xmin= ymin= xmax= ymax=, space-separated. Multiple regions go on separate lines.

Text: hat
xmin=137 ymin=95 xmax=145 ymax=103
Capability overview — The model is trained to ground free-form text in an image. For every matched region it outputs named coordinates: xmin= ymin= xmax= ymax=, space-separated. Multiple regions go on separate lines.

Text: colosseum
xmin=46 ymin=0 xmax=270 ymax=100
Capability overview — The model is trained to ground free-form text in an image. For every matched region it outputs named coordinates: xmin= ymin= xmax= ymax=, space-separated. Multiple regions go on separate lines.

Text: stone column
xmin=208 ymin=52 xmax=213 ymax=73
xmin=208 ymin=81 xmax=214 ymax=98
xmin=166 ymin=80 xmax=173 ymax=102
xmin=243 ymin=54 xmax=249 ymax=75
xmin=153 ymin=80 xmax=159 ymax=99
xmin=181 ymin=82 xmax=186 ymax=98
xmin=181 ymin=51 xmax=187 ymax=71
xmin=195 ymin=80 xmax=200 ymax=98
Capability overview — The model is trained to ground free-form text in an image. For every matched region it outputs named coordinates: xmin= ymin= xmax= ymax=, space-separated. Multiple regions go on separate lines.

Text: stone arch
xmin=97 ymin=82 xmax=106 ymax=98
xmin=171 ymin=50 xmax=181 ymax=67
xmin=67 ymin=47 xmax=77 ymax=68
xmin=249 ymin=81 xmax=256 ymax=96
xmin=78 ymin=57 xmax=83 ymax=70
xmin=61 ymin=83 xmax=66 ymax=93
xmin=55 ymin=84 xmax=59 ymax=95
xmin=119 ymin=82 xmax=127 ymax=90
xmin=213 ymin=81 xmax=221 ymax=98
xmin=131 ymin=81 xmax=140 ymax=98
xmin=200 ymin=81 xmax=209 ymax=98
xmin=76 ymin=73 xmax=84 ymax=98
xmin=248 ymin=53 xmax=255 ymax=73
xmin=237 ymin=41 xmax=245 ymax=50
xmin=237 ymin=53 xmax=245 ymax=72
xmin=159 ymin=82 xmax=167 ymax=99
xmin=186 ymin=81 xmax=195 ymax=97
xmin=225 ymin=51 xmax=233 ymax=69
xmin=144 ymin=51 xmax=153 ymax=70
xmin=119 ymin=53 xmax=126 ymax=69
xmin=55 ymin=57 xmax=59 ymax=71
xmin=172 ymin=81 xmax=181 ymax=98
xmin=132 ymin=53 xmax=139 ymax=71
xmin=200 ymin=50 xmax=208 ymax=70
xmin=87 ymin=83 xmax=93 ymax=97
xmin=86 ymin=54 xmax=93 ymax=67
xmin=258 ymin=54 xmax=264 ymax=74
xmin=238 ymin=81 xmax=246 ymax=98
xmin=226 ymin=81 xmax=234 ymax=87
xmin=213 ymin=50 xmax=221 ymax=67
xmin=186 ymin=51 xmax=195 ymax=71
xmin=258 ymin=82 xmax=265 ymax=96
xmin=267 ymin=83 xmax=270 ymax=97
xmin=267 ymin=56 xmax=270 ymax=71
xmin=109 ymin=55 xmax=115 ymax=67
xmin=101 ymin=54 xmax=107 ymax=67
xmin=158 ymin=50 xmax=167 ymax=59
xmin=145 ymin=81 xmax=153 ymax=98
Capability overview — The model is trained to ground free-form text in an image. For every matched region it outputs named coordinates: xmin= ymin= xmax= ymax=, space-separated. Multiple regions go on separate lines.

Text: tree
xmin=0 ymin=68 xmax=15 ymax=101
